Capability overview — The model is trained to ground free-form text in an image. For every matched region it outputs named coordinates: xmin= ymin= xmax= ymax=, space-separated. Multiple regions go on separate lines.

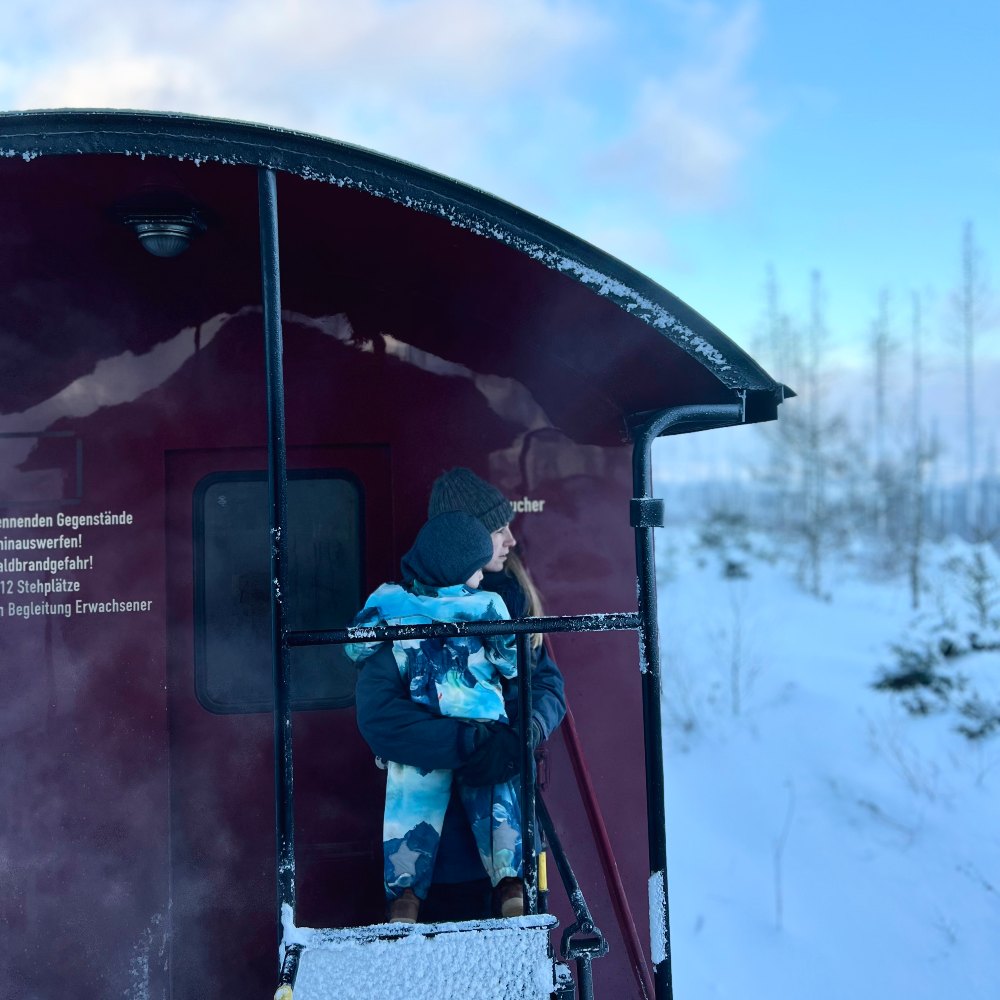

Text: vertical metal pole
xmin=516 ymin=632 xmax=537 ymax=913
xmin=259 ymin=167 xmax=295 ymax=944
xmin=576 ymin=957 xmax=596 ymax=1000
xmin=631 ymin=403 xmax=744 ymax=1000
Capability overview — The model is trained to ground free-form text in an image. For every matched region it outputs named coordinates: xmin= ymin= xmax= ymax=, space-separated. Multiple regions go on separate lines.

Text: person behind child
xmin=345 ymin=511 xmax=525 ymax=924
xmin=354 ymin=467 xmax=566 ymax=921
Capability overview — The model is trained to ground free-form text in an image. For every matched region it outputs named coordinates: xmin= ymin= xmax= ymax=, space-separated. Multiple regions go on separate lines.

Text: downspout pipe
xmin=258 ymin=167 xmax=296 ymax=950
xmin=631 ymin=401 xmax=745 ymax=1000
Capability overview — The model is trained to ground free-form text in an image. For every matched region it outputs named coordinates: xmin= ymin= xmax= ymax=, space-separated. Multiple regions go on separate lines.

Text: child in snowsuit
xmin=345 ymin=511 xmax=524 ymax=923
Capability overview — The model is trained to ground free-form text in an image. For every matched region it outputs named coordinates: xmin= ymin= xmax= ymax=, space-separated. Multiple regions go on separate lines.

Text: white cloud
xmin=1 ymin=0 xmax=623 ymax=220
xmin=18 ymin=52 xmax=219 ymax=114
xmin=590 ymin=0 xmax=768 ymax=212
xmin=5 ymin=0 xmax=606 ymax=175
xmin=1 ymin=0 xmax=770 ymax=262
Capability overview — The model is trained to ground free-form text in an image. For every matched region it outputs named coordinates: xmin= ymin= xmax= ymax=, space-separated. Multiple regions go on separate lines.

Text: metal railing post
xmin=517 ymin=633 xmax=537 ymax=913
xmin=258 ymin=166 xmax=296 ymax=947
xmin=631 ymin=403 xmax=744 ymax=1000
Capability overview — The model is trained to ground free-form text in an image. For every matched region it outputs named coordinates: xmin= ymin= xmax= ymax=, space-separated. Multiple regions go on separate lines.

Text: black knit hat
xmin=400 ymin=512 xmax=494 ymax=588
xmin=428 ymin=467 xmax=514 ymax=533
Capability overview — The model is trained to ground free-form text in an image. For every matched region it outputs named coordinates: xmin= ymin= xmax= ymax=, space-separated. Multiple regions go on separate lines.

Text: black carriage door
xmin=165 ymin=445 xmax=392 ymax=996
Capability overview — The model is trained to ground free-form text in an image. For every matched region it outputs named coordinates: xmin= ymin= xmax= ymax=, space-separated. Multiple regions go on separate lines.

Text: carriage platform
xmin=277 ymin=910 xmax=563 ymax=1000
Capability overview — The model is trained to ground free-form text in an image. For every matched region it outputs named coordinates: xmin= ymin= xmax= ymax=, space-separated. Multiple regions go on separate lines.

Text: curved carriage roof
xmin=0 ymin=108 xmax=788 ymax=444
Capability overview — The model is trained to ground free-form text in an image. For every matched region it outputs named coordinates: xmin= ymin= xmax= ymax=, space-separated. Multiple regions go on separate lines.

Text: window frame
xmin=192 ymin=468 xmax=364 ymax=714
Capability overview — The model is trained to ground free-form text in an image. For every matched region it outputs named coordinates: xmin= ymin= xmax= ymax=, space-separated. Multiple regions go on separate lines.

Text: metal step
xmin=279 ymin=914 xmax=560 ymax=1000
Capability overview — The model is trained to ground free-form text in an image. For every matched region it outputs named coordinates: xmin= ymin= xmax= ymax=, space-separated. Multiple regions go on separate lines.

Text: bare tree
xmin=756 ymin=264 xmax=798 ymax=532
xmin=868 ymin=288 xmax=898 ymax=544
xmin=802 ymin=269 xmax=828 ymax=594
xmin=906 ymin=292 xmax=930 ymax=608
xmin=955 ymin=221 xmax=992 ymax=533
xmin=870 ymin=288 xmax=892 ymax=471
xmin=764 ymin=270 xmax=857 ymax=597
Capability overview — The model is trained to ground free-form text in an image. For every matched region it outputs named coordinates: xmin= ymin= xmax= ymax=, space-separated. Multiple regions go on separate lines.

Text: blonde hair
xmin=505 ymin=551 xmax=544 ymax=650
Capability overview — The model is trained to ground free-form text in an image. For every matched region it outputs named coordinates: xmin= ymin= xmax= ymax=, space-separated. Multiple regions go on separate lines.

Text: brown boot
xmin=498 ymin=877 xmax=524 ymax=918
xmin=388 ymin=889 xmax=420 ymax=924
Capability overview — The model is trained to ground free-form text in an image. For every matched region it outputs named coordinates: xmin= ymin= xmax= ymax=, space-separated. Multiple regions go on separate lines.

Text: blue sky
xmin=2 ymin=0 xmax=997 ymax=377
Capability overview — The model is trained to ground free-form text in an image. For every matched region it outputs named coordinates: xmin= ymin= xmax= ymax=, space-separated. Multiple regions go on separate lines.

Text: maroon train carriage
xmin=0 ymin=110 xmax=788 ymax=1000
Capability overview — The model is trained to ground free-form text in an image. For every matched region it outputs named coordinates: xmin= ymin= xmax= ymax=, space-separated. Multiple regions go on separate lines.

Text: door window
xmin=193 ymin=470 xmax=362 ymax=713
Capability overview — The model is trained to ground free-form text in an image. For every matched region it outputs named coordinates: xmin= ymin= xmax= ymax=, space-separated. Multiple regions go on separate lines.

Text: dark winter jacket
xmin=354 ymin=567 xmax=567 ymax=883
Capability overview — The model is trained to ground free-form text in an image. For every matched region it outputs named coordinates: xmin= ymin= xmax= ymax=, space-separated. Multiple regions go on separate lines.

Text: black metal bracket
xmin=630 ymin=497 xmax=665 ymax=528
xmin=563 ymin=927 xmax=610 ymax=964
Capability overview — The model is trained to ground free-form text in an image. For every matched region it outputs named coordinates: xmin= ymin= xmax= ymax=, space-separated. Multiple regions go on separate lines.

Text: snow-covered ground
xmin=657 ymin=531 xmax=1000 ymax=1000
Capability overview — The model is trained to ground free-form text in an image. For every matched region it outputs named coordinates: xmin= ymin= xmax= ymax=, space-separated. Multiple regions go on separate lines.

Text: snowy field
xmin=656 ymin=530 xmax=1000 ymax=1000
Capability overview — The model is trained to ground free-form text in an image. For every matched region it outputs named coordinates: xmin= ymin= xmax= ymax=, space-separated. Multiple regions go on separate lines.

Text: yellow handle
xmin=274 ymin=985 xmax=293 ymax=1000
xmin=538 ymin=849 xmax=548 ymax=894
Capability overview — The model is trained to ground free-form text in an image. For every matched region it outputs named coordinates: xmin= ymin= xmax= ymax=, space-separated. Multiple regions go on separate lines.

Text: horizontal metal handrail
xmin=287 ymin=612 xmax=641 ymax=647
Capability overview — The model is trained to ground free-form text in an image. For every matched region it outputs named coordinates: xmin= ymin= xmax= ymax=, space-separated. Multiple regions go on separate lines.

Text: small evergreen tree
xmin=875 ymin=541 xmax=1000 ymax=740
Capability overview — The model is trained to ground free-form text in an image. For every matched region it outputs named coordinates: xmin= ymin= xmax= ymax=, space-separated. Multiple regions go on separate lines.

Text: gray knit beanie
xmin=400 ymin=512 xmax=494 ymax=587
xmin=428 ymin=467 xmax=514 ymax=533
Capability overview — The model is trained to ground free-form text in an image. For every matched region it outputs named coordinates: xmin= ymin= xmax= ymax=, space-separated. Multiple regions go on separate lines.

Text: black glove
xmin=455 ymin=722 xmax=519 ymax=787
xmin=529 ymin=718 xmax=545 ymax=750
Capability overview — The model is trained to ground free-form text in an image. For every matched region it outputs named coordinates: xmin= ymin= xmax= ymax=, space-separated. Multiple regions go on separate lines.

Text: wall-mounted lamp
xmin=113 ymin=182 xmax=209 ymax=258
xmin=121 ymin=209 xmax=207 ymax=258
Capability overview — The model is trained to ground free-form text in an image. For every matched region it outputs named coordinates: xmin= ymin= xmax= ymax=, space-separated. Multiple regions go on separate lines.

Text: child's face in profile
xmin=465 ymin=568 xmax=484 ymax=588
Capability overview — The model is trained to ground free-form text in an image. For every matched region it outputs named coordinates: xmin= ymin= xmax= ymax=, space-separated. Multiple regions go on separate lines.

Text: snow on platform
xmin=283 ymin=913 xmax=559 ymax=1000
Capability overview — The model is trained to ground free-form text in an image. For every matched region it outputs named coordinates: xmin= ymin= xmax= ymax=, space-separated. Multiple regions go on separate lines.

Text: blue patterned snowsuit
xmin=346 ymin=582 xmax=522 ymax=901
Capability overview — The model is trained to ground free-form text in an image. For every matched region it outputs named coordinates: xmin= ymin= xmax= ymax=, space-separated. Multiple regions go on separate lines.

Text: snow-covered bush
xmin=874 ymin=539 xmax=1000 ymax=740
